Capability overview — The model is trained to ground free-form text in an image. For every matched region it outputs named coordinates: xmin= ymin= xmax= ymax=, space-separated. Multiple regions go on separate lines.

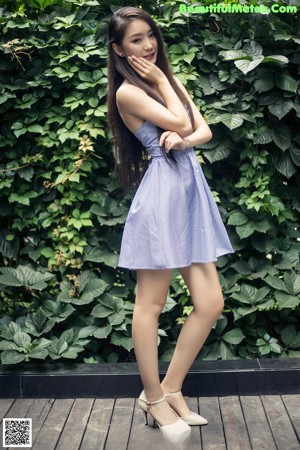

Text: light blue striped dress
xmin=118 ymin=120 xmax=234 ymax=270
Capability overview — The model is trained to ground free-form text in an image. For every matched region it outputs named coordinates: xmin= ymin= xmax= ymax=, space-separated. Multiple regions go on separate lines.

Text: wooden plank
xmin=27 ymin=399 xmax=55 ymax=449
xmin=128 ymin=398 xmax=169 ymax=450
xmin=282 ymin=394 xmax=300 ymax=442
xmin=186 ymin=397 xmax=202 ymax=449
xmin=55 ymin=398 xmax=94 ymax=450
xmin=219 ymin=396 xmax=251 ymax=450
xmin=3 ymin=399 xmax=34 ymax=418
xmin=33 ymin=398 xmax=74 ymax=450
xmin=80 ymin=399 xmax=115 ymax=450
xmin=0 ymin=399 xmax=15 ymax=450
xmin=261 ymin=395 xmax=300 ymax=450
xmin=0 ymin=400 xmax=15 ymax=419
xmin=240 ymin=396 xmax=276 ymax=450
xmin=104 ymin=398 xmax=135 ymax=450
xmin=3 ymin=399 xmax=35 ymax=450
xmin=128 ymin=397 xmax=201 ymax=450
xmin=199 ymin=396 xmax=226 ymax=450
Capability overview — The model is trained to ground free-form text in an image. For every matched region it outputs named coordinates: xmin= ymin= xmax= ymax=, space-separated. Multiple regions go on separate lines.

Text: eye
xmin=132 ymin=38 xmax=141 ymax=43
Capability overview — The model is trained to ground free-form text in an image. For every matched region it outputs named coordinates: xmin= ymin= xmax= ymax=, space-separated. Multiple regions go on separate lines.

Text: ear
xmin=112 ymin=43 xmax=124 ymax=57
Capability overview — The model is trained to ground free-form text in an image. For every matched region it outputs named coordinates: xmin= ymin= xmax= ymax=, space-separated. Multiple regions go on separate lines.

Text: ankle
xmin=161 ymin=383 xmax=182 ymax=394
xmin=144 ymin=388 xmax=164 ymax=403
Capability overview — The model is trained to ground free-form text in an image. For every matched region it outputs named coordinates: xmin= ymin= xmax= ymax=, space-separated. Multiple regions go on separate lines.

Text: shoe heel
xmin=142 ymin=410 xmax=148 ymax=425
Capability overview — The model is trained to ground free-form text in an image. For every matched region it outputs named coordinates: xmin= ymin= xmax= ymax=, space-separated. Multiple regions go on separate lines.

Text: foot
xmin=139 ymin=391 xmax=180 ymax=427
xmin=149 ymin=399 xmax=180 ymax=427
xmin=161 ymin=388 xmax=192 ymax=417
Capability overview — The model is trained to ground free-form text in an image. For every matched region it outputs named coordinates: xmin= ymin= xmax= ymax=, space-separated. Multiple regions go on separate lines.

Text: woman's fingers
xmin=128 ymin=56 xmax=151 ymax=74
xmin=159 ymin=131 xmax=172 ymax=147
xmin=127 ymin=56 xmax=165 ymax=84
xmin=161 ymin=131 xmax=185 ymax=152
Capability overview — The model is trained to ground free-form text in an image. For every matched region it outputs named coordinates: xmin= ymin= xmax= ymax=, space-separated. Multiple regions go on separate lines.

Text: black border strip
xmin=0 ymin=358 xmax=299 ymax=398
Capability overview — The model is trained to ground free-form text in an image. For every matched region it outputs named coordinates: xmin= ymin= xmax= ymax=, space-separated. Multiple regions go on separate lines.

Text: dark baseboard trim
xmin=0 ymin=358 xmax=299 ymax=398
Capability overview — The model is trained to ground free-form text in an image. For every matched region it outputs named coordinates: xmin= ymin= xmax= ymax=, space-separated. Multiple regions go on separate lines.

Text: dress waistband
xmin=172 ymin=147 xmax=194 ymax=157
xmin=151 ymin=147 xmax=194 ymax=158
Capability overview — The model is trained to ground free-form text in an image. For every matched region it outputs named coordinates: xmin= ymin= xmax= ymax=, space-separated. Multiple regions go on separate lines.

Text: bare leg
xmin=161 ymin=262 xmax=224 ymax=415
xmin=133 ymin=268 xmax=179 ymax=425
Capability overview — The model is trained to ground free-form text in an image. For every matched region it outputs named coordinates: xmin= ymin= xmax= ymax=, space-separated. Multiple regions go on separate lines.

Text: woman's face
xmin=115 ymin=19 xmax=158 ymax=64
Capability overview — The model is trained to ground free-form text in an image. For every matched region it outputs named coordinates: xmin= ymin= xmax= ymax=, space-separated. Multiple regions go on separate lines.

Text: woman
xmin=108 ymin=6 xmax=234 ymax=449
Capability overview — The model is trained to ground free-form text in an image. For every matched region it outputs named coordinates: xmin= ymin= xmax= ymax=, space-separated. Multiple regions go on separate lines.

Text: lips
xmin=143 ymin=52 xmax=155 ymax=61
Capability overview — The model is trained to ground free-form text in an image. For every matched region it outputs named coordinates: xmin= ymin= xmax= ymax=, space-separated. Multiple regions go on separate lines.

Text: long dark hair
xmin=107 ymin=6 xmax=194 ymax=191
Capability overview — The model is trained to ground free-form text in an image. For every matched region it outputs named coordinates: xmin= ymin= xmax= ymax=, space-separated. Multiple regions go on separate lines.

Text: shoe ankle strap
xmin=146 ymin=395 xmax=165 ymax=406
xmin=164 ymin=390 xmax=182 ymax=397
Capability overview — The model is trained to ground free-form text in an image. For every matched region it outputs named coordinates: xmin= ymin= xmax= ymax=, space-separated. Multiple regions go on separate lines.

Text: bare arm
xmin=159 ymin=77 xmax=212 ymax=151
xmin=116 ymin=57 xmax=192 ymax=135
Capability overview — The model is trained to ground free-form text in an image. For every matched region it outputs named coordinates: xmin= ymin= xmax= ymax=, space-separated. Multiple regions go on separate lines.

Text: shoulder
xmin=116 ymin=83 xmax=148 ymax=106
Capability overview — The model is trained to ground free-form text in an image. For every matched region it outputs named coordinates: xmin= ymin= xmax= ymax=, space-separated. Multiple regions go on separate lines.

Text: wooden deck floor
xmin=1 ymin=395 xmax=299 ymax=450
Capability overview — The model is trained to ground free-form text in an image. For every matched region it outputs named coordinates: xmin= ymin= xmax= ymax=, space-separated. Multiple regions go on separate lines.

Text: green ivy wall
xmin=0 ymin=0 xmax=299 ymax=365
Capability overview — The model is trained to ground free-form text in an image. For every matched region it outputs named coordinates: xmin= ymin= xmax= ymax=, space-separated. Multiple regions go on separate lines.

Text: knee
xmin=213 ymin=291 xmax=225 ymax=317
xmin=134 ymin=297 xmax=165 ymax=318
xmin=194 ymin=290 xmax=224 ymax=319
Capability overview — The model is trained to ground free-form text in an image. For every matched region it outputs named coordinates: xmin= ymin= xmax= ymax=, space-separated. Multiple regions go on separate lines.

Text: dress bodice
xmin=134 ymin=120 xmax=163 ymax=158
xmin=134 ymin=120 xmax=194 ymax=158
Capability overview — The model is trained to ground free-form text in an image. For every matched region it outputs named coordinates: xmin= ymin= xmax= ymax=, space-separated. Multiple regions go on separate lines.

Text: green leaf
xmin=1 ymin=351 xmax=26 ymax=365
xmin=254 ymin=72 xmax=275 ymax=93
xmin=289 ymin=145 xmax=300 ymax=166
xmin=222 ymin=328 xmax=245 ymax=345
xmin=268 ymin=100 xmax=293 ymax=120
xmin=281 ymin=325 xmax=299 ymax=347
xmin=284 ymin=271 xmax=300 ymax=295
xmin=202 ymin=140 xmax=232 ymax=163
xmin=234 ymin=56 xmax=264 ymax=74
xmin=13 ymin=332 xmax=31 ymax=349
xmin=162 ymin=296 xmax=176 ymax=313
xmin=243 ymin=41 xmax=262 ymax=57
xmin=220 ymin=113 xmax=244 ymax=130
xmin=8 ymin=193 xmax=30 ymax=206
xmin=273 ymin=152 xmax=296 ymax=178
xmin=264 ymin=275 xmax=288 ymax=293
xmin=81 ymin=278 xmax=107 ymax=300
xmin=271 ymin=123 xmax=291 ymax=151
xmin=111 ymin=331 xmax=133 ymax=352
xmin=275 ymin=292 xmax=300 ymax=309
xmin=0 ymin=266 xmax=55 ymax=290
xmin=231 ymin=284 xmax=270 ymax=305
xmin=108 ymin=310 xmax=125 ymax=326
xmin=41 ymin=301 xmax=75 ymax=322
xmin=0 ymin=341 xmax=20 ymax=351
xmin=93 ymin=324 xmax=112 ymax=339
xmin=277 ymin=250 xmax=299 ymax=270
xmin=219 ymin=50 xmax=246 ymax=60
xmin=228 ymin=211 xmax=248 ymax=226
xmin=236 ymin=222 xmax=255 ymax=239
xmin=219 ymin=341 xmax=236 ymax=360
xmin=91 ymin=303 xmax=111 ymax=318
xmin=27 ymin=124 xmax=44 ymax=134
xmin=18 ymin=167 xmax=34 ymax=181
xmin=236 ymin=306 xmax=258 ymax=317
xmin=253 ymin=127 xmax=273 ymax=145
xmin=275 ymin=73 xmax=298 ymax=93
xmin=231 ymin=261 xmax=251 ymax=275
xmin=263 ymin=55 xmax=288 ymax=65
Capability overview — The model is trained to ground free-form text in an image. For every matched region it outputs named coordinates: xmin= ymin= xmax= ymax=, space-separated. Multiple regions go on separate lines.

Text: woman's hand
xmin=159 ymin=131 xmax=186 ymax=152
xmin=128 ymin=55 xmax=166 ymax=85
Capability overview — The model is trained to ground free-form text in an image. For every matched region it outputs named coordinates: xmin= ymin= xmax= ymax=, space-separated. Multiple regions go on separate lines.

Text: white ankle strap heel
xmin=164 ymin=390 xmax=208 ymax=426
xmin=138 ymin=390 xmax=191 ymax=450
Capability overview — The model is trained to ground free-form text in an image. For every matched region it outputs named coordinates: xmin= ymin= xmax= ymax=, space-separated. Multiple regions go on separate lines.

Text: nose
xmin=144 ymin=38 xmax=153 ymax=50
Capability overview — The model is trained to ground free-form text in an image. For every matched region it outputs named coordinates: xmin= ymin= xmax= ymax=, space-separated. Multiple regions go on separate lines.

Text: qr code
xmin=3 ymin=418 xmax=32 ymax=448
